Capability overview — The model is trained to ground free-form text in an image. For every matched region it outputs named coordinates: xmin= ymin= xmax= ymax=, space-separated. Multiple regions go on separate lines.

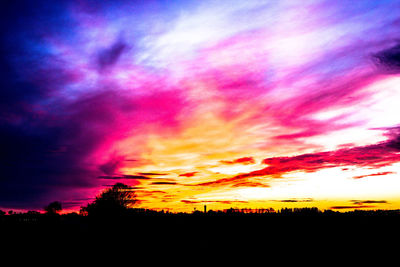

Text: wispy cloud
xmin=350 ymin=200 xmax=388 ymax=205
xmin=98 ymin=175 xmax=151 ymax=180
xmin=330 ymin=205 xmax=376 ymax=210
xmin=179 ymin=172 xmax=198 ymax=177
xmin=220 ymin=157 xmax=256 ymax=165
xmin=196 ymin=131 xmax=400 ymax=187
xmin=1 ymin=0 xmax=400 ymax=211
xmin=373 ymin=42 xmax=400 ymax=73
xmin=273 ymin=198 xmax=314 ymax=203
xmin=352 ymin=172 xmax=395 ymax=179
xmin=150 ymin=181 xmax=178 ymax=185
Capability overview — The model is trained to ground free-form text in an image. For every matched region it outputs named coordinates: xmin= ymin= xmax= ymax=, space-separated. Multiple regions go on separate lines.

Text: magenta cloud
xmin=1 ymin=0 xmax=400 ymax=211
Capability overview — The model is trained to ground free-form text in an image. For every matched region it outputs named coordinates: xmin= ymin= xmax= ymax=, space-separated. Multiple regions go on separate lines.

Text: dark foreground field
xmin=2 ymin=209 xmax=400 ymax=240
xmin=2 ymin=209 xmax=400 ymax=259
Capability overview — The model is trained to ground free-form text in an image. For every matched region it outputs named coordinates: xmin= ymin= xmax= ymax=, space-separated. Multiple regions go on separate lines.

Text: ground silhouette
xmin=80 ymin=183 xmax=137 ymax=217
xmin=1 ymin=183 xmax=400 ymax=242
xmin=44 ymin=201 xmax=62 ymax=215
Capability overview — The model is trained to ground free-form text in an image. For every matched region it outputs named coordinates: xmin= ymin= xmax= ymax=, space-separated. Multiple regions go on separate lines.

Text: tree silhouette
xmin=81 ymin=183 xmax=137 ymax=216
xmin=44 ymin=201 xmax=62 ymax=215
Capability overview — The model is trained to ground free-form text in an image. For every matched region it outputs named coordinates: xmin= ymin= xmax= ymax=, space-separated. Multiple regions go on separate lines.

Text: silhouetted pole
xmin=204 ymin=205 xmax=207 ymax=213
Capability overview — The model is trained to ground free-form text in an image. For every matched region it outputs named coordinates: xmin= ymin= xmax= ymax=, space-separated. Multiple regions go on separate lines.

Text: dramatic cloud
xmin=138 ymin=173 xmax=167 ymax=176
xmin=330 ymin=199 xmax=388 ymax=210
xmin=197 ymin=131 xmax=400 ymax=187
xmin=98 ymin=175 xmax=151 ymax=180
xmin=374 ymin=43 xmax=400 ymax=73
xmin=151 ymin=182 xmax=178 ymax=185
xmin=330 ymin=206 xmax=376 ymax=210
xmin=274 ymin=198 xmax=314 ymax=203
xmin=352 ymin=172 xmax=395 ymax=179
xmin=1 ymin=0 xmax=400 ymax=211
xmin=97 ymin=38 xmax=128 ymax=71
xmin=220 ymin=157 xmax=256 ymax=165
xmin=179 ymin=172 xmax=198 ymax=177
xmin=181 ymin=199 xmax=248 ymax=205
xmin=230 ymin=181 xmax=270 ymax=188
xmin=350 ymin=200 xmax=388 ymax=205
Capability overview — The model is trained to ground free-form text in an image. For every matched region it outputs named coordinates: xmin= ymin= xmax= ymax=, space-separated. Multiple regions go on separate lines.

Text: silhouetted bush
xmin=80 ymin=183 xmax=137 ymax=217
xmin=44 ymin=201 xmax=62 ymax=215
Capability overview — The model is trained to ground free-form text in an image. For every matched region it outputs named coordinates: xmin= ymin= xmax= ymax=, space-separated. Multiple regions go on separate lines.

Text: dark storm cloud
xmin=0 ymin=120 xmax=98 ymax=209
xmin=0 ymin=1 xmax=121 ymax=209
xmin=373 ymin=43 xmax=400 ymax=73
xmin=97 ymin=38 xmax=128 ymax=71
xmin=0 ymin=5 xmax=101 ymax=207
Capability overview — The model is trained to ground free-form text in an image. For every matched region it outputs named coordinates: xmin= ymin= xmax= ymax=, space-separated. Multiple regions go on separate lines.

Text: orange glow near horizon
xmin=3 ymin=0 xmax=400 ymax=213
xmin=111 ymin=77 xmax=400 ymax=213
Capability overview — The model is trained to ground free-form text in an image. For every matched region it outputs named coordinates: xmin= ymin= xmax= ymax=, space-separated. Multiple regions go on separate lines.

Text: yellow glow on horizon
xmin=114 ymin=76 xmax=400 ymax=213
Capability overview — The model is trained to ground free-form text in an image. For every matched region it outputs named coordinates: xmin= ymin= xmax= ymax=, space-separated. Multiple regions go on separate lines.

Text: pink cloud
xmin=179 ymin=172 xmax=198 ymax=177
xmin=352 ymin=171 xmax=395 ymax=179
xmin=195 ymin=132 xmax=400 ymax=187
xmin=220 ymin=157 xmax=256 ymax=165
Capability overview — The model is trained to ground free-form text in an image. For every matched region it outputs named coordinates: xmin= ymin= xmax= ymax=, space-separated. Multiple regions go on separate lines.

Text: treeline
xmin=2 ymin=205 xmax=400 ymax=239
xmin=1 ymin=183 xmax=400 ymax=224
xmin=2 ymin=206 xmax=400 ymax=220
xmin=2 ymin=185 xmax=399 ymax=244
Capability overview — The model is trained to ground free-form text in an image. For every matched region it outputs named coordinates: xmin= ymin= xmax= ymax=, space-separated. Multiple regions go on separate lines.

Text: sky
xmin=1 ymin=0 xmax=400 ymax=212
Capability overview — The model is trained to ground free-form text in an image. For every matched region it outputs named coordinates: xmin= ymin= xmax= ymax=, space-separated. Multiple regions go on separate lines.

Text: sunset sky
xmin=1 ymin=0 xmax=400 ymax=212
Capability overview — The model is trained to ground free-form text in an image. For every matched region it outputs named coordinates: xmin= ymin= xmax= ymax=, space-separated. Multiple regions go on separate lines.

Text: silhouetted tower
xmin=204 ymin=205 xmax=207 ymax=213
